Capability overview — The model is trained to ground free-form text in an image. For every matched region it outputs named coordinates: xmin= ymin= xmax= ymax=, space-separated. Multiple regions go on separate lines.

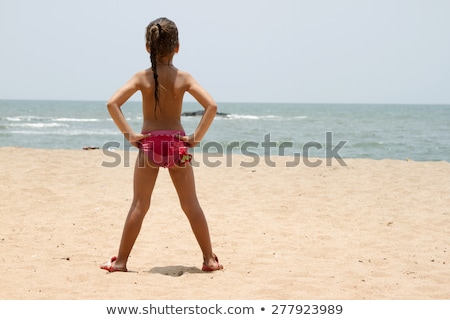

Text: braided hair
xmin=145 ymin=18 xmax=179 ymax=116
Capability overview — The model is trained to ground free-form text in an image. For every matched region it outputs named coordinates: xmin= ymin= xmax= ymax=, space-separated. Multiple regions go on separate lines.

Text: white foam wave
xmin=5 ymin=117 xmax=23 ymax=122
xmin=215 ymin=114 xmax=308 ymax=120
xmin=222 ymin=114 xmax=284 ymax=120
xmin=54 ymin=118 xmax=101 ymax=122
xmin=9 ymin=129 xmax=117 ymax=135
xmin=5 ymin=116 xmax=104 ymax=122
xmin=5 ymin=116 xmax=43 ymax=122
xmin=9 ymin=123 xmax=67 ymax=128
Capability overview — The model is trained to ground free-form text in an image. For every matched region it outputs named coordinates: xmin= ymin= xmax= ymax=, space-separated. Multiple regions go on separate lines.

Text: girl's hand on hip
xmin=126 ymin=132 xmax=151 ymax=148
xmin=178 ymin=134 xmax=198 ymax=148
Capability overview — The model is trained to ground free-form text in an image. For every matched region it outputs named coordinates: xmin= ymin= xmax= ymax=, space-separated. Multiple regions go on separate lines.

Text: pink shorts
xmin=138 ymin=130 xmax=192 ymax=168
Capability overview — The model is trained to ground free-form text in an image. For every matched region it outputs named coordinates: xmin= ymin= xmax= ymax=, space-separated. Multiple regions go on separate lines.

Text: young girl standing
xmin=101 ymin=17 xmax=223 ymax=272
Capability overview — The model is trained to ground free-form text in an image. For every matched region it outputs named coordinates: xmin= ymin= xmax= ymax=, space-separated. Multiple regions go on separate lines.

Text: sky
xmin=0 ymin=0 xmax=449 ymax=104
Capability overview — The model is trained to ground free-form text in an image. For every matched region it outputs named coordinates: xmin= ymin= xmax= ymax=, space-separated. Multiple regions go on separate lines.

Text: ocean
xmin=0 ymin=99 xmax=449 ymax=162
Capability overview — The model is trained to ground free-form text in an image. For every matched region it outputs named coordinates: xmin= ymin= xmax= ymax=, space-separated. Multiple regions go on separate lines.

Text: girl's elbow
xmin=106 ymin=102 xmax=117 ymax=111
xmin=208 ymin=104 xmax=218 ymax=114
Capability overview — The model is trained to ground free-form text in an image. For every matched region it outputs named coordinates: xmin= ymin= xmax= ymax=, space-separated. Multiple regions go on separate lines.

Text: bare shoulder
xmin=176 ymin=69 xmax=197 ymax=87
xmin=132 ymin=69 xmax=153 ymax=88
xmin=176 ymin=69 xmax=192 ymax=79
xmin=135 ymin=69 xmax=152 ymax=80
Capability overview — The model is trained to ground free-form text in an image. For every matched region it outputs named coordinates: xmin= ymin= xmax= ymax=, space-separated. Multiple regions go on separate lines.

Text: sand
xmin=0 ymin=147 xmax=449 ymax=300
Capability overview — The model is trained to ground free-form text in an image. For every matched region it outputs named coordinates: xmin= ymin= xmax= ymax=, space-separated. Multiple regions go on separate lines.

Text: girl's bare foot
xmin=100 ymin=256 xmax=128 ymax=272
xmin=202 ymin=254 xmax=223 ymax=272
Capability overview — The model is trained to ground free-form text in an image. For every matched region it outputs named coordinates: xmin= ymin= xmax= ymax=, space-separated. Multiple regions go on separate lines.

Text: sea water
xmin=0 ymin=99 xmax=449 ymax=161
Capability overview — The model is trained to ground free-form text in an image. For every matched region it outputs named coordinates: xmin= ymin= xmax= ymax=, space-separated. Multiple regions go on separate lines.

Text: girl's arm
xmin=106 ymin=73 xmax=148 ymax=146
xmin=184 ymin=75 xmax=218 ymax=147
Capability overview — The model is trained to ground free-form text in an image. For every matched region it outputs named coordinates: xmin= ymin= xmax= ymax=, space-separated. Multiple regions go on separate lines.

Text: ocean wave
xmin=5 ymin=116 xmax=42 ymax=122
xmin=54 ymin=118 xmax=102 ymax=122
xmin=217 ymin=114 xmax=286 ymax=120
xmin=4 ymin=116 xmax=105 ymax=123
xmin=218 ymin=114 xmax=308 ymax=120
xmin=8 ymin=129 xmax=118 ymax=136
xmin=5 ymin=117 xmax=23 ymax=122
xmin=8 ymin=123 xmax=68 ymax=128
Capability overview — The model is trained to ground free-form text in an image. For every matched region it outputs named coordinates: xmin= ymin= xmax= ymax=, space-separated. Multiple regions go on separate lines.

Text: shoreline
xmin=1 ymin=146 xmax=449 ymax=165
xmin=1 ymin=147 xmax=449 ymax=299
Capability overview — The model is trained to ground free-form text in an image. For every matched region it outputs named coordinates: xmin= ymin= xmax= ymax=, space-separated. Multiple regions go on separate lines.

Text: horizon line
xmin=0 ymin=98 xmax=449 ymax=106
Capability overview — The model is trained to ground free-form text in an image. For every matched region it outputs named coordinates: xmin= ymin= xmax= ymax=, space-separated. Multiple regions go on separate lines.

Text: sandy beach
xmin=0 ymin=147 xmax=449 ymax=300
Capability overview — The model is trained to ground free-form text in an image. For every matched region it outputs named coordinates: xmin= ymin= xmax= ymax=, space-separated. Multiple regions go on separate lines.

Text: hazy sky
xmin=1 ymin=0 xmax=449 ymax=104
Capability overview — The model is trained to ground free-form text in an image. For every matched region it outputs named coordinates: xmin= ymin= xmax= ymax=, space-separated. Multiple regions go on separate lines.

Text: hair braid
xmin=145 ymin=18 xmax=179 ymax=118
xmin=148 ymin=24 xmax=161 ymax=116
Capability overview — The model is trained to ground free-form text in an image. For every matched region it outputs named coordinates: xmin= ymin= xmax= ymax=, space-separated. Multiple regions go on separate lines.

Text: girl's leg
xmin=106 ymin=151 xmax=159 ymax=270
xmin=168 ymin=163 xmax=222 ymax=270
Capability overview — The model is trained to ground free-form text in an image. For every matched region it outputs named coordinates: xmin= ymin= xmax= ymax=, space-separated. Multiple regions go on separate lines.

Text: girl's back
xmin=140 ymin=65 xmax=190 ymax=131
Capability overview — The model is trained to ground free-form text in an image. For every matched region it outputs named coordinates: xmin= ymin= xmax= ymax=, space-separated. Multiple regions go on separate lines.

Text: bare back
xmin=138 ymin=65 xmax=190 ymax=132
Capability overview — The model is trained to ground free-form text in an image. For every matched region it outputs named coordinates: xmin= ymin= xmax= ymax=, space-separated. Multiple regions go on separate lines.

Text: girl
xmin=101 ymin=17 xmax=223 ymax=272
